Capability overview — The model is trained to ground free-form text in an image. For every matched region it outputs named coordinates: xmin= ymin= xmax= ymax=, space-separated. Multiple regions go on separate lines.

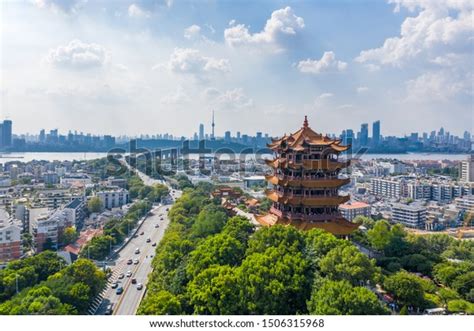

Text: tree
xmin=222 ymin=216 xmax=254 ymax=244
xmin=187 ymin=265 xmax=242 ymax=315
xmin=87 ymin=196 xmax=102 ymax=213
xmin=238 ymin=247 xmax=311 ymax=314
xmin=307 ymin=279 xmax=389 ymax=315
xmin=447 ymin=299 xmax=474 ymax=314
xmin=190 ymin=205 xmax=228 ymax=239
xmin=246 ymin=225 xmax=305 ymax=255
xmin=367 ymin=220 xmax=392 ymax=251
xmin=62 ymin=227 xmax=79 ymax=246
xmin=451 ymin=272 xmax=474 ymax=298
xmin=319 ymin=245 xmax=378 ymax=286
xmin=138 ymin=290 xmax=182 ymax=315
xmin=21 ymin=233 xmax=34 ymax=251
xmin=305 ymin=228 xmax=348 ymax=261
xmin=383 ymin=271 xmax=426 ymax=308
xmin=186 ymin=233 xmax=245 ymax=279
xmin=400 ymin=254 xmax=433 ymax=275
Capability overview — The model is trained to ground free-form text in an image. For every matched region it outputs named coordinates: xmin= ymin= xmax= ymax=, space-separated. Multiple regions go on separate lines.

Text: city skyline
xmin=1 ymin=1 xmax=473 ymax=137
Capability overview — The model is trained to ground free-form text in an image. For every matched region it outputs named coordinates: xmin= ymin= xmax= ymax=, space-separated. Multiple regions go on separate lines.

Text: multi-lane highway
xmin=95 ymin=162 xmax=181 ymax=315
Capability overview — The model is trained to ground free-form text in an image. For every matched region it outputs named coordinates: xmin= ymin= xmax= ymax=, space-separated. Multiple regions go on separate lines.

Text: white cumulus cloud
xmin=184 ymin=25 xmax=201 ymax=40
xmin=224 ymin=6 xmax=304 ymax=52
xmin=155 ymin=48 xmax=230 ymax=80
xmin=356 ymin=0 xmax=473 ymax=66
xmin=33 ymin=0 xmax=85 ymax=14
xmin=128 ymin=4 xmax=151 ymax=18
xmin=297 ymin=51 xmax=347 ymax=74
xmin=46 ymin=39 xmax=108 ymax=69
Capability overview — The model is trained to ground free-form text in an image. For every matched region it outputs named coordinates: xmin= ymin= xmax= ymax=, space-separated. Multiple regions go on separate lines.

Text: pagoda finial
xmin=303 ymin=115 xmax=308 ymax=128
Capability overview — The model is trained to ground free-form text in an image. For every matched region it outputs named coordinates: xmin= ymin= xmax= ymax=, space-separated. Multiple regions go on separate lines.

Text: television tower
xmin=211 ymin=110 xmax=215 ymax=140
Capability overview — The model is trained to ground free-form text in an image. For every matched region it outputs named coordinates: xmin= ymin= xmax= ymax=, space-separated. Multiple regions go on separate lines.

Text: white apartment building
xmin=455 ymin=195 xmax=474 ymax=213
xmin=391 ymin=203 xmax=427 ymax=229
xmin=0 ymin=209 xmax=22 ymax=262
xmin=95 ymin=188 xmax=129 ymax=210
xmin=370 ymin=178 xmax=404 ymax=199
xmin=339 ymin=201 xmax=371 ymax=221
xmin=459 ymin=155 xmax=474 ymax=183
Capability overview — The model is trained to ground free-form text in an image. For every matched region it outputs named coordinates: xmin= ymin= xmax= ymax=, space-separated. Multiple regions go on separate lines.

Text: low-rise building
xmin=339 ymin=201 xmax=371 ymax=221
xmin=95 ymin=188 xmax=129 ymax=210
xmin=391 ymin=203 xmax=427 ymax=229
xmin=0 ymin=210 xmax=22 ymax=262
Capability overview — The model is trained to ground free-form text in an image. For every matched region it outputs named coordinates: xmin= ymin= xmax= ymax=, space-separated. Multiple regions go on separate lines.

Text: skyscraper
xmin=0 ymin=120 xmax=12 ymax=148
xmin=199 ymin=124 xmax=204 ymax=140
xmin=360 ymin=123 xmax=369 ymax=146
xmin=224 ymin=131 xmax=231 ymax=142
xmin=372 ymin=120 xmax=380 ymax=146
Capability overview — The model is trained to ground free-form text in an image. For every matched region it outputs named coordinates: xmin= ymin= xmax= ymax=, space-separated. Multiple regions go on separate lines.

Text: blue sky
xmin=1 ymin=0 xmax=472 ymax=138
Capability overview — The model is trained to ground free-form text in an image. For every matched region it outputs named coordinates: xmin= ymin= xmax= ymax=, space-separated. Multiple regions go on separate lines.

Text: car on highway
xmin=140 ymin=231 xmax=144 ymax=235
xmin=118 ymin=273 xmax=124 ymax=279
xmin=137 ymin=283 xmax=143 ymax=290
xmin=105 ymin=303 xmax=114 ymax=315
xmin=116 ymin=287 xmax=124 ymax=295
xmin=135 ymin=248 xmax=140 ymax=254
xmin=146 ymin=238 xmax=151 ymax=243
xmin=152 ymin=242 xmax=157 ymax=247
xmin=131 ymin=278 xmax=137 ymax=284
xmin=133 ymin=259 xmax=139 ymax=265
xmin=111 ymin=281 xmax=119 ymax=289
xmin=154 ymin=224 xmax=159 ymax=228
xmin=160 ymin=217 xmax=164 ymax=220
xmin=126 ymin=270 xmax=132 ymax=277
xmin=127 ymin=259 xmax=133 ymax=265
xmin=166 ymin=208 xmax=169 ymax=211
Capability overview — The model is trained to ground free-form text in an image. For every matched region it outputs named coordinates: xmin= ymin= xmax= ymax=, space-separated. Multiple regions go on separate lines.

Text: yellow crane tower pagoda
xmin=257 ymin=116 xmax=359 ymax=236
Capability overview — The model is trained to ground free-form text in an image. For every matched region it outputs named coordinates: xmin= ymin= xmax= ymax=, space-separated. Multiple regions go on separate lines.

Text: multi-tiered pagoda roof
xmin=257 ymin=116 xmax=359 ymax=236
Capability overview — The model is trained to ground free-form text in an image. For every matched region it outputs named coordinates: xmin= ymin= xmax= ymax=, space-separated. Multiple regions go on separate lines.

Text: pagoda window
xmin=315 ymin=208 xmax=324 ymax=214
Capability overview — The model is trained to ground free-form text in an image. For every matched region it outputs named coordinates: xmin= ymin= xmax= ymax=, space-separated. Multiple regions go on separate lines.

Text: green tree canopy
xmin=383 ymin=271 xmax=426 ymax=308
xmin=307 ymin=279 xmax=389 ymax=315
xmin=187 ymin=265 xmax=242 ymax=315
xmin=87 ymin=196 xmax=102 ymax=213
xmin=319 ymin=245 xmax=378 ymax=286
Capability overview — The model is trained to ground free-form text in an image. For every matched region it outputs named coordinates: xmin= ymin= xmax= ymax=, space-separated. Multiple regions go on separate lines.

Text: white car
xmin=133 ymin=259 xmax=139 ymax=265
xmin=126 ymin=270 xmax=132 ymax=277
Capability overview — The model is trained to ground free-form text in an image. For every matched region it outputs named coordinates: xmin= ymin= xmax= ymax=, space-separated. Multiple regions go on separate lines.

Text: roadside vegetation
xmin=138 ymin=183 xmax=388 ymax=315
xmin=0 ymin=252 xmax=106 ymax=315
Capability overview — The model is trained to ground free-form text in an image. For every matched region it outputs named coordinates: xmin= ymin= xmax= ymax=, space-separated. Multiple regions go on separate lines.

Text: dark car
xmin=105 ymin=304 xmax=114 ymax=315
xmin=131 ymin=278 xmax=137 ymax=284
xmin=126 ymin=259 xmax=133 ymax=265
xmin=146 ymin=238 xmax=151 ymax=243
xmin=152 ymin=242 xmax=157 ymax=247
xmin=116 ymin=287 xmax=124 ymax=295
xmin=140 ymin=231 xmax=144 ymax=235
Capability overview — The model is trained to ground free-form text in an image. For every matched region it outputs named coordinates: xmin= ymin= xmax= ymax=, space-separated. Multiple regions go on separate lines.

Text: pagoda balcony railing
xmin=266 ymin=159 xmax=350 ymax=171
xmin=267 ymin=175 xmax=350 ymax=188
xmin=266 ymin=190 xmax=350 ymax=206
xmin=270 ymin=207 xmax=341 ymax=222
